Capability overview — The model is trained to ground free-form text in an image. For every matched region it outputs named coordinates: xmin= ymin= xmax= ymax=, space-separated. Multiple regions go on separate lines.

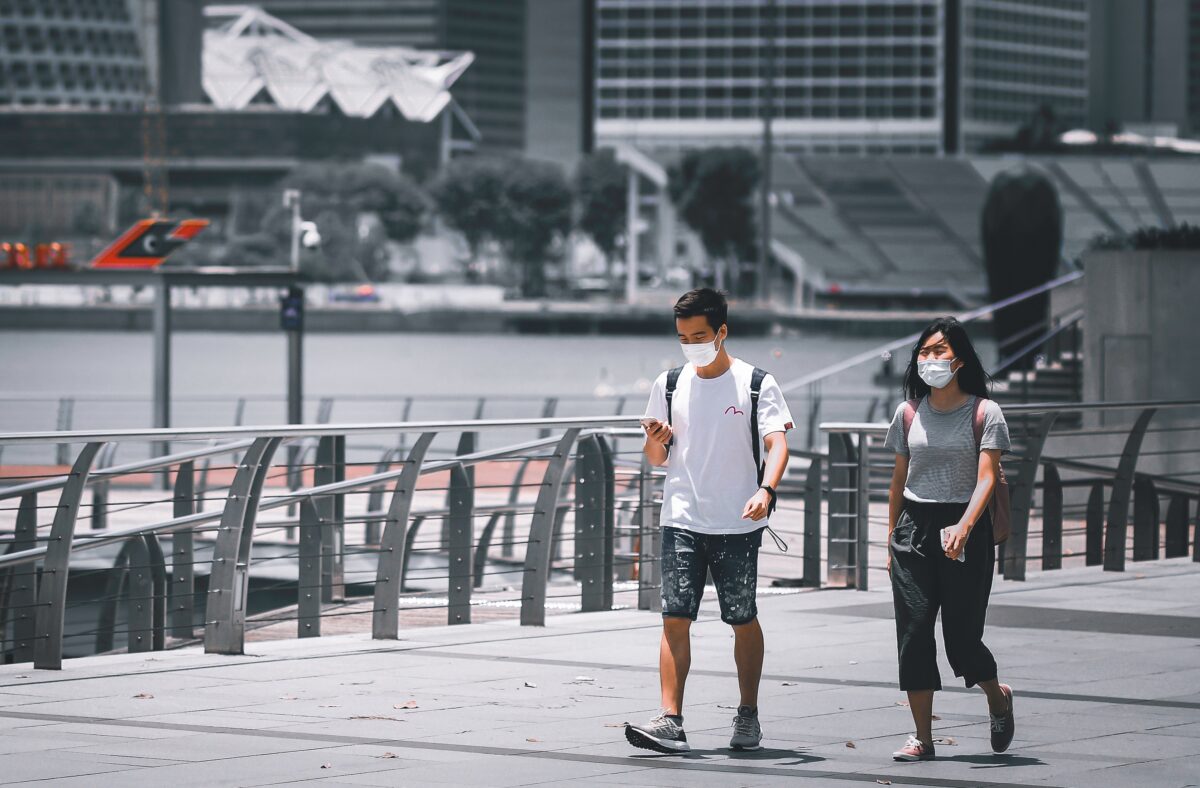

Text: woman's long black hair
xmin=902 ymin=317 xmax=992 ymax=400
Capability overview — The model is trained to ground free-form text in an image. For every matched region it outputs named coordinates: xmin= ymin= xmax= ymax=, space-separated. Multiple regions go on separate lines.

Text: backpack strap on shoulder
xmin=750 ymin=367 xmax=769 ymax=483
xmin=901 ymin=398 xmax=920 ymax=450
xmin=664 ymin=366 xmax=684 ymax=450
xmin=972 ymin=395 xmax=986 ymax=451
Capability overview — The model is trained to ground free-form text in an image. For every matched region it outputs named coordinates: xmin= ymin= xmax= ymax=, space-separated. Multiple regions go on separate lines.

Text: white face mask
xmin=918 ymin=358 xmax=958 ymax=389
xmin=680 ymin=335 xmax=722 ymax=367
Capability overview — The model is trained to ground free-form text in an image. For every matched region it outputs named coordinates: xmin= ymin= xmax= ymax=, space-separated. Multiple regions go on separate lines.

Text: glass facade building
xmin=0 ymin=0 xmax=148 ymax=110
xmin=594 ymin=0 xmax=1090 ymax=155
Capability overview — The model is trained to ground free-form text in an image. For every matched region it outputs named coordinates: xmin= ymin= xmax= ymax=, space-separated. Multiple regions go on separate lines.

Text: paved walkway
xmin=2 ymin=559 xmax=1199 ymax=787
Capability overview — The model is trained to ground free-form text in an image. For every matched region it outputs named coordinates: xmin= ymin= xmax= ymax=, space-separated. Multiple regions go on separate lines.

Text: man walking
xmin=625 ymin=288 xmax=793 ymax=753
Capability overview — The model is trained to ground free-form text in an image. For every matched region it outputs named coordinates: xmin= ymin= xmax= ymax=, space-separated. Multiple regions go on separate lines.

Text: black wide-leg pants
xmin=889 ymin=500 xmax=998 ymax=692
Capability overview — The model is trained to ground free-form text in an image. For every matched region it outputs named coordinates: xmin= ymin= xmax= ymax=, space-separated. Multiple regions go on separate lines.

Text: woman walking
xmin=882 ymin=317 xmax=1015 ymax=761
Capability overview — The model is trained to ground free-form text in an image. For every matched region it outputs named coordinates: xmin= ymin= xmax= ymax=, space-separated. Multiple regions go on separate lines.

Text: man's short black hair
xmin=673 ymin=288 xmax=728 ymax=332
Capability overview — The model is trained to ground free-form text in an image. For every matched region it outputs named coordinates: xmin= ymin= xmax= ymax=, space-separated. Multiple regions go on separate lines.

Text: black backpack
xmin=664 ymin=364 xmax=773 ymax=492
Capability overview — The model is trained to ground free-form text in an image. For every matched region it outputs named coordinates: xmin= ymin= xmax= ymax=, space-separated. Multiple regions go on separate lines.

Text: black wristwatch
xmin=759 ymin=484 xmax=777 ymax=507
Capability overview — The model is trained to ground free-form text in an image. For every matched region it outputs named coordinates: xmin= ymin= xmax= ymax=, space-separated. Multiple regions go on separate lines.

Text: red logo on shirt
xmin=724 ymin=406 xmax=745 ymax=416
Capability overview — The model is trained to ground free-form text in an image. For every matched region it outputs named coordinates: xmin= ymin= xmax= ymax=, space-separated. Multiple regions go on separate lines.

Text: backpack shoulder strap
xmin=972 ymin=396 xmax=986 ymax=450
xmin=750 ymin=367 xmax=769 ymax=477
xmin=664 ymin=366 xmax=684 ymax=449
xmin=902 ymin=398 xmax=920 ymax=444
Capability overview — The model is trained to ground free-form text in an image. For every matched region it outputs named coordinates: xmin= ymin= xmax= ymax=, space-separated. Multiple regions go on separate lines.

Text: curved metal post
xmin=520 ymin=428 xmax=580 ymax=626
xmin=473 ymin=512 xmax=504 ymax=589
xmin=170 ymin=461 xmax=195 ymax=638
xmin=1004 ymin=412 xmax=1057 ymax=581
xmin=314 ymin=435 xmax=346 ymax=603
xmin=803 ymin=456 xmax=823 ymax=587
xmin=372 ymin=432 xmax=435 ymax=640
xmin=124 ymin=536 xmax=153 ymax=653
xmin=443 ymin=432 xmax=476 ymax=549
xmin=90 ymin=443 xmax=119 ymax=531
xmin=204 ymin=436 xmax=281 ymax=655
xmin=1041 ymin=462 xmax=1063 ymax=570
xmin=1086 ymin=481 xmax=1105 ymax=566
xmin=1132 ymin=474 xmax=1160 ymax=562
xmin=34 ymin=441 xmax=105 ymax=670
xmin=95 ymin=541 xmax=131 ymax=654
xmin=143 ymin=533 xmax=167 ymax=651
xmin=598 ymin=435 xmax=616 ymax=610
xmin=447 ymin=463 xmax=474 ymax=625
xmin=1104 ymin=408 xmax=1156 ymax=572
xmin=574 ymin=436 xmax=607 ymax=612
xmin=500 ymin=458 xmax=532 ymax=559
xmin=401 ymin=515 xmax=427 ymax=590
xmin=297 ymin=497 xmax=322 ymax=638
xmin=365 ymin=447 xmax=403 ymax=545
xmin=1164 ymin=494 xmax=1189 ymax=558
xmin=3 ymin=492 xmax=38 ymax=663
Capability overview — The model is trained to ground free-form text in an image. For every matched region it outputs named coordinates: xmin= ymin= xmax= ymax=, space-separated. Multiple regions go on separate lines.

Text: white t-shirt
xmin=644 ymin=358 xmax=794 ymax=535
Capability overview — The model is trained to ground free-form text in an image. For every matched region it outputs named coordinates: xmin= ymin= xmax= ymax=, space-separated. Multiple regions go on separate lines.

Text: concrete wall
xmin=1075 ymin=249 xmax=1200 ymax=478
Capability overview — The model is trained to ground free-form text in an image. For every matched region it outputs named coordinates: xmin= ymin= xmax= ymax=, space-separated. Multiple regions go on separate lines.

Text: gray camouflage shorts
xmin=660 ymin=525 xmax=763 ymax=626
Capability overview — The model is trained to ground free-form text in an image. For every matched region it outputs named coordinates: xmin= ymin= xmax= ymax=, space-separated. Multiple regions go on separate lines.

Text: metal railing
xmin=819 ymin=399 xmax=1200 ymax=590
xmin=0 ymin=416 xmax=669 ymax=669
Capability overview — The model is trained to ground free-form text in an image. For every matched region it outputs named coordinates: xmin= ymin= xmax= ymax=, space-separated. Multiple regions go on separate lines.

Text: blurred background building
xmin=0 ymin=0 xmax=1198 ymax=305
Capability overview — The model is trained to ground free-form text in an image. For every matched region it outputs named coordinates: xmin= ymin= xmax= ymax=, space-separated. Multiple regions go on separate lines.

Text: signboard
xmin=90 ymin=219 xmax=209 ymax=269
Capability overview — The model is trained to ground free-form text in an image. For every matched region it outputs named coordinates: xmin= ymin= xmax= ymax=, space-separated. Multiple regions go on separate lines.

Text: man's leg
xmin=660 ymin=617 xmax=692 ymax=714
xmin=710 ymin=529 xmax=764 ymax=750
xmin=732 ymin=617 xmax=763 ymax=708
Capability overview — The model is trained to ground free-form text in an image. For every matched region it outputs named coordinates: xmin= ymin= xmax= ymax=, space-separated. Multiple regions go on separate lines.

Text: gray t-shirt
xmin=883 ymin=395 xmax=1011 ymax=503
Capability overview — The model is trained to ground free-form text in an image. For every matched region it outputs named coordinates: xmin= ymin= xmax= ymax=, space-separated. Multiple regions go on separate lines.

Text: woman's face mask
xmin=680 ymin=331 xmax=724 ymax=367
xmin=918 ymin=358 xmax=959 ymax=389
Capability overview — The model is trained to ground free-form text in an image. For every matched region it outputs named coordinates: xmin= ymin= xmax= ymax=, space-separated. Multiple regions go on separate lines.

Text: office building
xmin=594 ymin=0 xmax=1091 ymax=155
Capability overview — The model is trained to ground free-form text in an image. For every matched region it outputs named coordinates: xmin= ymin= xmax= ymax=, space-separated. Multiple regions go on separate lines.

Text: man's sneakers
xmin=625 ymin=711 xmax=690 ymax=753
xmin=729 ymin=705 xmax=763 ymax=750
xmin=892 ymin=735 xmax=936 ymax=761
xmin=990 ymin=683 xmax=1015 ymax=753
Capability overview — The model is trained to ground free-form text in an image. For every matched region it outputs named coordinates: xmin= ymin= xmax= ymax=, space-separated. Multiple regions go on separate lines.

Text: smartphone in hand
xmin=941 ymin=526 xmax=966 ymax=563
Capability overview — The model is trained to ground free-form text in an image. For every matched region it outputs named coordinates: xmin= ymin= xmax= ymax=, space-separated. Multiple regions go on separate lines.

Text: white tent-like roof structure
xmin=202 ymin=5 xmax=474 ymax=122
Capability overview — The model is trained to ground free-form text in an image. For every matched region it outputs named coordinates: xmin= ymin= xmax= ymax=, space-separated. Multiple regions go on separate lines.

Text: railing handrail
xmin=0 ymin=438 xmax=258 ymax=500
xmin=0 ymin=415 xmax=642 ymax=446
xmin=990 ymin=308 xmax=1084 ymax=377
xmin=778 ymin=270 xmax=1084 ymax=393
xmin=821 ymin=398 xmax=1200 ymax=434
xmin=0 ymin=426 xmax=631 ymax=570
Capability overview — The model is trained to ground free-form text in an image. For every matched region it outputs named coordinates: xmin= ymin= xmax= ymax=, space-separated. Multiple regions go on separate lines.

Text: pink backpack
xmin=902 ymin=397 xmax=1011 ymax=544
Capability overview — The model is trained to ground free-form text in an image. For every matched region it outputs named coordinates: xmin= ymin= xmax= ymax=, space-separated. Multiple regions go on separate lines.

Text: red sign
xmin=90 ymin=219 xmax=209 ymax=269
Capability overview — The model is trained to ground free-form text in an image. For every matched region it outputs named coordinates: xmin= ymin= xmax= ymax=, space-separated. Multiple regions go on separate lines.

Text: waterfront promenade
xmin=1 ymin=558 xmax=1197 ymax=787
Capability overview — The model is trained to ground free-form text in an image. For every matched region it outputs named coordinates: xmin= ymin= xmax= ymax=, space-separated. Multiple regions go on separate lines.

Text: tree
xmin=496 ymin=159 xmax=574 ymax=298
xmin=430 ymin=157 xmax=507 ymax=264
xmin=269 ymin=161 xmax=426 ymax=281
xmin=668 ymin=147 xmax=760 ymax=292
xmin=574 ymin=149 xmax=628 ymax=273
xmin=981 ymin=165 xmax=1063 ymax=370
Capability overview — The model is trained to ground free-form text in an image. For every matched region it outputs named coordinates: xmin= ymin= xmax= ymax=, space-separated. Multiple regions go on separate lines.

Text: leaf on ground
xmin=320 ymin=763 xmax=332 ymax=769
xmin=933 ymin=736 xmax=957 ymax=745
xmin=894 ymin=700 xmax=909 ymax=707
xmin=848 ymin=660 xmax=859 ymax=665
xmin=15 ymin=675 xmax=29 ymax=679
xmin=377 ymin=752 xmax=400 ymax=759
xmin=931 ymin=714 xmax=941 ymax=721
xmin=571 ymin=676 xmax=595 ymax=682
xmin=350 ymin=715 xmax=406 ymax=722
xmin=876 ymin=780 xmax=893 ymax=785
xmin=133 ymin=693 xmax=154 ymax=699
xmin=523 ymin=681 xmax=537 ymax=688
xmin=395 ymin=700 xmax=419 ymax=709
xmin=845 ymin=741 xmax=857 ymax=749
xmin=526 ymin=737 xmax=541 ymax=742
xmin=279 ymin=695 xmax=298 ymax=700
xmin=782 ymin=681 xmax=799 ymax=686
